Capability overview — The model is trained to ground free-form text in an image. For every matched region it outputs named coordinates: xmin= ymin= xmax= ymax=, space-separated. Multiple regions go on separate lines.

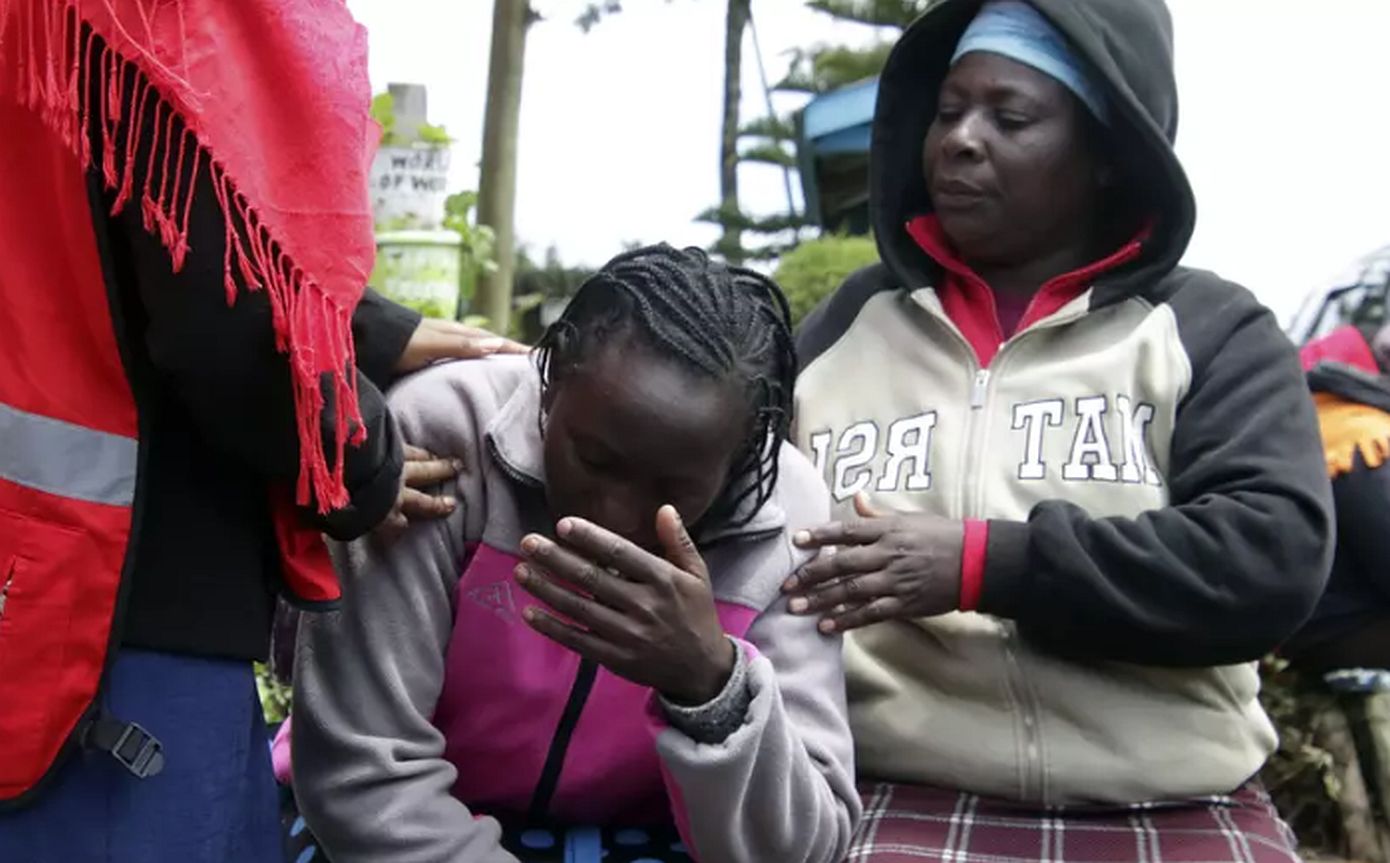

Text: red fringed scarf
xmin=0 ymin=0 xmax=378 ymax=511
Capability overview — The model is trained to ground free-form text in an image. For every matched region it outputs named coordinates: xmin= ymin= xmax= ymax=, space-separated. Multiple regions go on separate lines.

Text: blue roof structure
xmin=801 ymin=77 xmax=878 ymax=156
xmin=797 ymin=76 xmax=878 ymax=231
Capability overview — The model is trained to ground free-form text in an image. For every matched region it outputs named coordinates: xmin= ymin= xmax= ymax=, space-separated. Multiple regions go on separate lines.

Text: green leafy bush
xmin=1258 ymin=657 xmax=1347 ymax=860
xmin=444 ymin=190 xmax=498 ymax=316
xmin=254 ymin=662 xmax=291 ymax=725
xmin=772 ymin=233 xmax=879 ymax=325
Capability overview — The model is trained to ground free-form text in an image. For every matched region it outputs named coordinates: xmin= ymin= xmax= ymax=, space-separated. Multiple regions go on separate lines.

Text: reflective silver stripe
xmin=0 ymin=401 xmax=136 ymax=507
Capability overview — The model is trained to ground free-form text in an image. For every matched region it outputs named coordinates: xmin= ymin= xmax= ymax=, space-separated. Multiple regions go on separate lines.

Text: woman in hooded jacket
xmin=785 ymin=1 xmax=1333 ymax=859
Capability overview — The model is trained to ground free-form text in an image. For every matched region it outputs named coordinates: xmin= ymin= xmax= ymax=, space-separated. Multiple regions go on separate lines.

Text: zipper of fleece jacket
xmin=527 ymin=658 xmax=599 ymax=821
xmin=904 ymin=300 xmax=1047 ymax=800
xmin=977 ymin=305 xmax=1098 ymax=803
xmin=913 ymin=291 xmax=1092 ymax=802
xmin=958 ymin=343 xmax=1047 ymax=803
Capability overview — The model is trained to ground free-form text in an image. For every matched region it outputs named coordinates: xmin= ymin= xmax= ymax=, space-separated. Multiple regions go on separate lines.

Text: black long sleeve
xmin=83 ymin=34 xmax=406 ymax=658
xmin=354 ymin=289 xmax=422 ymax=392
xmin=88 ymin=59 xmax=405 ymax=538
xmin=979 ymin=277 xmax=1335 ymax=667
xmin=1330 ymin=456 xmax=1390 ymax=604
xmin=110 ymin=181 xmax=403 ymax=537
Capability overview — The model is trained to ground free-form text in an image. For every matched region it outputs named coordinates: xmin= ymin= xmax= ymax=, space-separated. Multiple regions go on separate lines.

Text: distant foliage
xmin=254 ymin=662 xmax=291 ymax=725
xmin=772 ymin=233 xmax=879 ymax=325
xmin=1258 ymin=657 xmax=1346 ymax=860
xmin=371 ymin=91 xmax=453 ymax=147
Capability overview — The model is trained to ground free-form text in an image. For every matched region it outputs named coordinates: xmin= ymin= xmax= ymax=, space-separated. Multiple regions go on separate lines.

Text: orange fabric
xmin=1313 ymin=392 xmax=1390 ymax=479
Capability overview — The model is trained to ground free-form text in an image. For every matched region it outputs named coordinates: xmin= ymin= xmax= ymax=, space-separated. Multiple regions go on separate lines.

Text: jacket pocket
xmin=0 ymin=510 xmax=85 ymax=654
xmin=0 ymin=508 xmax=94 ymax=798
xmin=0 ymin=556 xmax=13 ymax=624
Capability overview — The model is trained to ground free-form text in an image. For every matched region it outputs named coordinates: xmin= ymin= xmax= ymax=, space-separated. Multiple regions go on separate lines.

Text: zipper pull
xmin=970 ymin=369 xmax=990 ymax=409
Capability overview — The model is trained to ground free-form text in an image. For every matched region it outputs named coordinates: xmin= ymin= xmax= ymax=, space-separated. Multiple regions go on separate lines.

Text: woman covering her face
xmin=290 ymin=245 xmax=860 ymax=863
xmin=785 ymin=1 xmax=1332 ymax=859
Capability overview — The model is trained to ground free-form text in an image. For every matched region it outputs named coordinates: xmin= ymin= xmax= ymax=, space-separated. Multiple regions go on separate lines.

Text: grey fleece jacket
xmin=292 ymin=355 xmax=860 ymax=862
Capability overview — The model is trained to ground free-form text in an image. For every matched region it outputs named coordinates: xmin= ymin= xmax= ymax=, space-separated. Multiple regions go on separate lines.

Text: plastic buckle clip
xmin=110 ymin=722 xmax=164 ymax=779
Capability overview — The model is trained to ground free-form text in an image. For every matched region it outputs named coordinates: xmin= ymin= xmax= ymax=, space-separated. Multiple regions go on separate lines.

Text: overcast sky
xmin=346 ymin=0 xmax=1390 ymax=324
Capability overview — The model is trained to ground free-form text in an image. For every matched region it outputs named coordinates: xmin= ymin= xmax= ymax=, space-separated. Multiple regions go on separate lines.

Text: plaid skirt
xmin=847 ymin=782 xmax=1303 ymax=863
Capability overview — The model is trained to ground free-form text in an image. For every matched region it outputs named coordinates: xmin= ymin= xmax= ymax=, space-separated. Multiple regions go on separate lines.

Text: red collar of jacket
xmin=906 ymin=215 xmax=1149 ymax=366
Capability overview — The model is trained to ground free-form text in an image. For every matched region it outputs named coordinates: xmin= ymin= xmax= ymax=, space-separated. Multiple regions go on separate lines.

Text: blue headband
xmin=950 ymin=0 xmax=1110 ymax=125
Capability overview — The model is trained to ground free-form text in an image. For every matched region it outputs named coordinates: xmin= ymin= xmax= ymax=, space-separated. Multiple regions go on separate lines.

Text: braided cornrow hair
xmin=535 ymin=243 xmax=798 ymax=529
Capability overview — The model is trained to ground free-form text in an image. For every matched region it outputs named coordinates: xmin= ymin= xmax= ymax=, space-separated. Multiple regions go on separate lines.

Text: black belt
xmin=80 ymin=714 xmax=165 ymax=779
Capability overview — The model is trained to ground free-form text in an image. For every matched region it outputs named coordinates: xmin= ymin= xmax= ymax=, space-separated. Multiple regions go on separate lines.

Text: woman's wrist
xmin=662 ymin=632 xmax=737 ymax=706
xmin=659 ymin=637 xmax=751 ymax=744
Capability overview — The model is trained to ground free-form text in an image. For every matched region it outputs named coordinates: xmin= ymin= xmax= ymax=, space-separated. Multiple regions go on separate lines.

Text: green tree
xmin=778 ymin=0 xmax=933 ymax=96
xmin=772 ymin=233 xmax=878 ymax=323
xmin=713 ymin=0 xmax=754 ymax=263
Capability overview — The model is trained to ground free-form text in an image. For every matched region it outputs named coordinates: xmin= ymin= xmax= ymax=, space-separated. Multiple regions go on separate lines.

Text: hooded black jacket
xmin=797 ymin=0 xmax=1333 ymax=668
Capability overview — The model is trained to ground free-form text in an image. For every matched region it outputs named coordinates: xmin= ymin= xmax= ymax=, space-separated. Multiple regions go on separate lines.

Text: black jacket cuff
xmin=978 ymin=519 xmax=1031 ymax=620
xmin=352 ymin=290 xmax=422 ymax=390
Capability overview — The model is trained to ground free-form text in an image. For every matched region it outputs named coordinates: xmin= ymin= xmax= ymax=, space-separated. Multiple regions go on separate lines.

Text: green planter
xmin=370 ymin=230 xmax=464 ymax=320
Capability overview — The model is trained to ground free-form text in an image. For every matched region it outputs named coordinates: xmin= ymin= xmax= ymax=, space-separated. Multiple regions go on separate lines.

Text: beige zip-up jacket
xmin=792 ymin=0 xmax=1333 ymax=806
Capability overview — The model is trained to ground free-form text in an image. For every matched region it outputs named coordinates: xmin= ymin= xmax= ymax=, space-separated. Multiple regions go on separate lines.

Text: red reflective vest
xmin=0 ymin=95 xmax=143 ymax=804
xmin=0 ymin=6 xmax=349 ymax=804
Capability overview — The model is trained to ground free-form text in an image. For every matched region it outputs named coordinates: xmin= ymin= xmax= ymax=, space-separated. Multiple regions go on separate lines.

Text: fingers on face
xmin=520 ymin=534 xmax=638 ymax=610
xmin=514 ymin=564 xmax=628 ymax=640
xmin=555 ymin=519 xmax=664 ymax=583
xmin=521 ymin=607 xmax=624 ymax=665
xmin=654 ymin=505 xmax=707 ymax=579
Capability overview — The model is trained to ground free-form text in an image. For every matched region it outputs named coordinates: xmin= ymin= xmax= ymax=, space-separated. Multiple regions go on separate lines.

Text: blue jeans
xmin=0 ymin=648 xmax=281 ymax=863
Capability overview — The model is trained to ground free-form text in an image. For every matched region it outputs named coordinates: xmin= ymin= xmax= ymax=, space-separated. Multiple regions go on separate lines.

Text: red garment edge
xmin=0 ymin=0 xmax=376 ymax=513
xmin=905 ymin=215 xmax=1148 ymax=367
xmin=1299 ymin=325 xmax=1379 ymax=374
xmin=960 ymin=519 xmax=987 ymax=611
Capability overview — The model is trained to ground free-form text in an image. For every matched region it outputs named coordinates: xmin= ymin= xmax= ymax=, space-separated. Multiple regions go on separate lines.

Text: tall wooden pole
xmin=475 ymin=0 xmax=531 ymax=333
xmin=716 ymin=0 xmax=751 ymax=263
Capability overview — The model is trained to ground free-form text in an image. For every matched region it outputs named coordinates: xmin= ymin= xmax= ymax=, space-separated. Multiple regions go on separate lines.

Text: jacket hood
xmin=870 ymin=0 xmax=1195 ymax=299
